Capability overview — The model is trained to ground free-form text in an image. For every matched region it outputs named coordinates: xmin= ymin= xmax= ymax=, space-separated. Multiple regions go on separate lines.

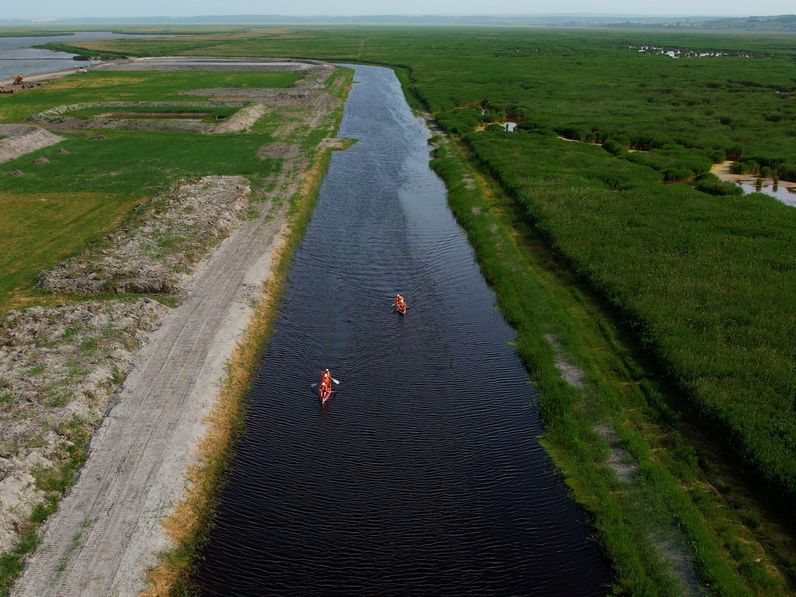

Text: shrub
xmin=694 ymin=174 xmax=743 ymax=196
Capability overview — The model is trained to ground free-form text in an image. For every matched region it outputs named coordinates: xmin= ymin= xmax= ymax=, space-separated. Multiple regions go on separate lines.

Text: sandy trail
xmin=12 ymin=161 xmax=296 ymax=596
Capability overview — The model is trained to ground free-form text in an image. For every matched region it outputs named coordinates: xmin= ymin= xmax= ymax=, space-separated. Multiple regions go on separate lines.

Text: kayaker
xmin=319 ymin=379 xmax=330 ymax=394
xmin=321 ymin=369 xmax=332 ymax=385
xmin=395 ymin=294 xmax=406 ymax=311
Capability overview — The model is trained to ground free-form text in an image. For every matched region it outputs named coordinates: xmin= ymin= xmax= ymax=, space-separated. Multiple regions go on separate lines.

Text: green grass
xmin=0 ymin=68 xmax=292 ymax=313
xmin=0 ymin=190 xmax=138 ymax=313
xmin=0 ymin=70 xmax=299 ymax=123
xmin=467 ymin=129 xmax=796 ymax=511
xmin=431 ymin=138 xmax=789 ymax=594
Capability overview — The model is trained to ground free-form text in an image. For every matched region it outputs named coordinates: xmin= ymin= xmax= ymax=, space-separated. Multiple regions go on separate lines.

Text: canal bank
xmin=425 ymin=124 xmax=794 ymax=593
xmin=193 ymin=65 xmax=611 ymax=595
xmin=8 ymin=62 xmax=352 ymax=597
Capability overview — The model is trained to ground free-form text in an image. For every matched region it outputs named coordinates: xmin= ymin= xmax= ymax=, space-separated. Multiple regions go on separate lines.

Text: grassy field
xmin=77 ymin=23 xmax=796 ymax=511
xmin=0 ymin=69 xmax=295 ymax=313
xmin=467 ymin=129 xmax=796 ymax=505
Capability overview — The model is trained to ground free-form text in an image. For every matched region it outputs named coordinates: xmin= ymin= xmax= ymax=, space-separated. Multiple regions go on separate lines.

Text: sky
xmin=4 ymin=0 xmax=793 ymax=20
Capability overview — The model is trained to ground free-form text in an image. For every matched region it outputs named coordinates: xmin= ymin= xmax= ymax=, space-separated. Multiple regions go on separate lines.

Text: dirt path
xmin=12 ymin=164 xmax=296 ymax=596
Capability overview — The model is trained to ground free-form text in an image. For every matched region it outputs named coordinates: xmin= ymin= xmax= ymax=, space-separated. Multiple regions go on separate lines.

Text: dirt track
xmin=13 ymin=170 xmax=292 ymax=597
xmin=12 ymin=58 xmax=338 ymax=597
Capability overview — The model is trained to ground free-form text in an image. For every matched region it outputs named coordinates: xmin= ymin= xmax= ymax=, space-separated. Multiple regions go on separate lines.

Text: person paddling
xmin=321 ymin=368 xmax=332 ymax=386
xmin=394 ymin=294 xmax=407 ymax=313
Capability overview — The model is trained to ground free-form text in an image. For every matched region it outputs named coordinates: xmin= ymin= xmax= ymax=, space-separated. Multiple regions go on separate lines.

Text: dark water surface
xmin=196 ymin=65 xmax=612 ymax=595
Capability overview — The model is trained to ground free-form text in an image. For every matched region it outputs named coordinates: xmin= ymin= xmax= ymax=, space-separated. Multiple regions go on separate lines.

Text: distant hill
xmin=697 ymin=14 xmax=796 ymax=31
xmin=0 ymin=14 xmax=794 ymax=32
xmin=610 ymin=14 xmax=796 ymax=31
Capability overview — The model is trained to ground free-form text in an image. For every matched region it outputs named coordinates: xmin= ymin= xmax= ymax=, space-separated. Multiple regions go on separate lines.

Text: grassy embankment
xmin=77 ymin=26 xmax=796 ymax=592
xmin=432 ymin=138 xmax=791 ymax=594
xmin=142 ymin=66 xmax=354 ymax=596
xmin=0 ymin=69 xmax=298 ymax=315
xmin=0 ymin=66 xmax=303 ymax=595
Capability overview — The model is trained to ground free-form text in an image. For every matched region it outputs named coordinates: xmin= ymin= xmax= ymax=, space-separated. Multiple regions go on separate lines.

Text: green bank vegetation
xmin=432 ymin=136 xmax=791 ymax=595
xmin=466 ymin=129 xmax=796 ymax=518
xmin=0 ymin=69 xmax=297 ymax=313
xmin=80 ymin=25 xmax=796 ymax=592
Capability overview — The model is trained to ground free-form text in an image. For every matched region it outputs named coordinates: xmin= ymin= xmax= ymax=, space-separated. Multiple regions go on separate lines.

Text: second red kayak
xmin=394 ymin=294 xmax=409 ymax=316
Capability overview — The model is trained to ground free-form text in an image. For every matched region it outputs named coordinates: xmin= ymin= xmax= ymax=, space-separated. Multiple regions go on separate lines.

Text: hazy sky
xmin=6 ymin=0 xmax=793 ymax=19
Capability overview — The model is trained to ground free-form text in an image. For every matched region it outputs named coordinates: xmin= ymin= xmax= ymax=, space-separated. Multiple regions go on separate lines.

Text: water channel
xmin=195 ymin=64 xmax=612 ymax=595
xmin=0 ymin=32 xmax=149 ymax=79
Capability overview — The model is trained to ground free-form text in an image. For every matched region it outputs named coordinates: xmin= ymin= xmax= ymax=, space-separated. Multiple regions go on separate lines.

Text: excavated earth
xmin=30 ymin=101 xmax=261 ymax=135
xmin=0 ymin=125 xmax=62 ymax=164
xmin=40 ymin=176 xmax=251 ymax=295
xmin=0 ymin=300 xmax=167 ymax=554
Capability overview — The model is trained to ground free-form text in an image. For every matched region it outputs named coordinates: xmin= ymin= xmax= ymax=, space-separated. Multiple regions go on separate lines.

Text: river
xmin=0 ymin=32 xmax=149 ymax=79
xmin=195 ymin=64 xmax=612 ymax=595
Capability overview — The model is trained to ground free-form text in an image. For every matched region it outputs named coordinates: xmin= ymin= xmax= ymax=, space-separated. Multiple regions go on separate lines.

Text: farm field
xmin=0 ymin=69 xmax=297 ymax=313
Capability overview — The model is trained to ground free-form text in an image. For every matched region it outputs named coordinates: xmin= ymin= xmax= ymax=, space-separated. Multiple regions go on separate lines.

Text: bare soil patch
xmin=40 ymin=176 xmax=251 ymax=295
xmin=593 ymin=424 xmax=637 ymax=483
xmin=0 ymin=299 xmax=167 ymax=553
xmin=212 ymin=103 xmax=267 ymax=134
xmin=259 ymin=142 xmax=300 ymax=160
xmin=544 ymin=334 xmax=586 ymax=388
xmin=0 ymin=125 xmax=62 ymax=165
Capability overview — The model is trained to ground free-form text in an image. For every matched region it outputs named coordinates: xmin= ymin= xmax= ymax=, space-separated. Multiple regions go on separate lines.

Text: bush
xmin=694 ymin=174 xmax=743 ymax=196
xmin=663 ymin=167 xmax=694 ymax=182
xmin=603 ymin=139 xmax=626 ymax=157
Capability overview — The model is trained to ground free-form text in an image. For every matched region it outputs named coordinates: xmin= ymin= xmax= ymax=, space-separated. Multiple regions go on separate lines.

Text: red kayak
xmin=316 ymin=369 xmax=337 ymax=404
xmin=393 ymin=295 xmax=409 ymax=316
xmin=318 ymin=382 xmax=332 ymax=404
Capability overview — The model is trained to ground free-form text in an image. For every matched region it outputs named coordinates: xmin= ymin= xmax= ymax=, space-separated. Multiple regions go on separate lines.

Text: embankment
xmin=9 ymin=63 xmax=352 ymax=597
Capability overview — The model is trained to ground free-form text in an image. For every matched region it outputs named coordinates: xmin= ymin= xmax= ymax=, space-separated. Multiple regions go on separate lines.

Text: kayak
xmin=318 ymin=382 xmax=332 ymax=404
xmin=316 ymin=371 xmax=338 ymax=404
